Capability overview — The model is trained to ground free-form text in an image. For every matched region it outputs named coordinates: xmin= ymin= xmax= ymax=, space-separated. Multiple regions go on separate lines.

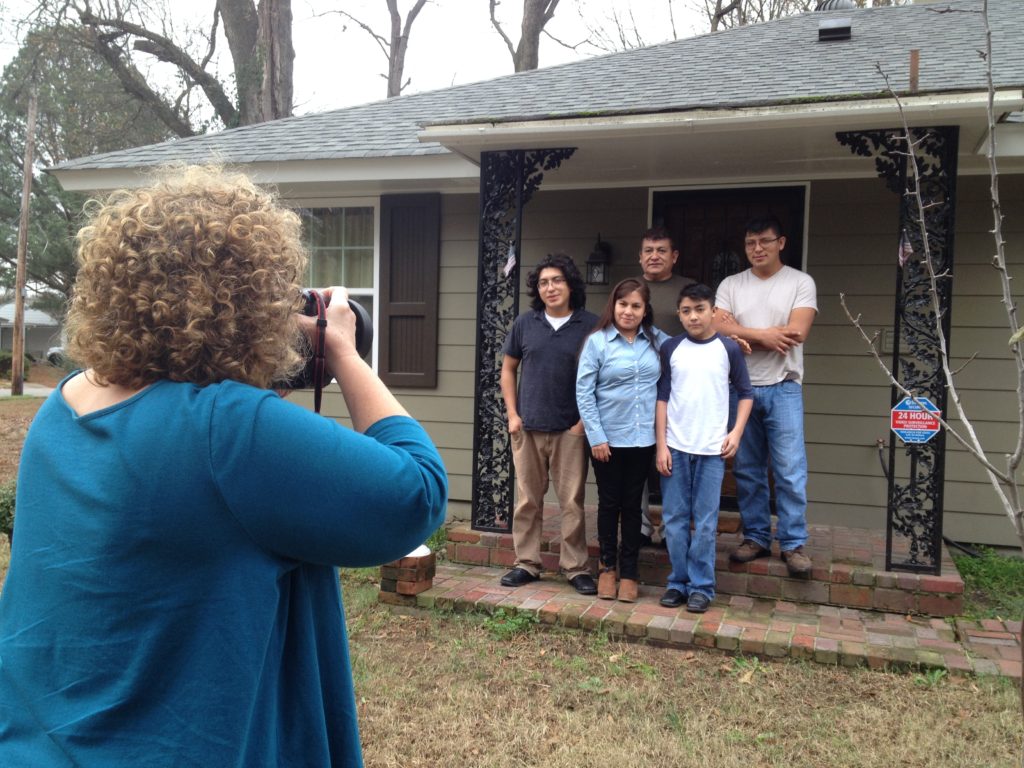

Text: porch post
xmin=470 ymin=148 xmax=576 ymax=531
xmin=837 ymin=126 xmax=959 ymax=574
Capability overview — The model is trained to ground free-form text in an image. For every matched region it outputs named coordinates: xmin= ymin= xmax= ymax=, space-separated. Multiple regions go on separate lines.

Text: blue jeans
xmin=661 ymin=450 xmax=724 ymax=599
xmin=732 ymin=380 xmax=809 ymax=552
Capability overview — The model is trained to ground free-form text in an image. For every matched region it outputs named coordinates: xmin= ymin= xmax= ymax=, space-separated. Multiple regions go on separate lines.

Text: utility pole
xmin=12 ymin=88 xmax=38 ymax=397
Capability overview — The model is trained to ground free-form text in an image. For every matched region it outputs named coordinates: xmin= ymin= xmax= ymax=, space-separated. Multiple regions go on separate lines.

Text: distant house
xmin=50 ymin=0 xmax=1024 ymax=555
xmin=0 ymin=303 xmax=61 ymax=361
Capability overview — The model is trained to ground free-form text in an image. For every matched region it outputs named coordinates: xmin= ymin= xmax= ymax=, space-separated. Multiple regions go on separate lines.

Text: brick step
xmin=445 ymin=512 xmax=965 ymax=617
xmin=379 ymin=561 xmax=1020 ymax=680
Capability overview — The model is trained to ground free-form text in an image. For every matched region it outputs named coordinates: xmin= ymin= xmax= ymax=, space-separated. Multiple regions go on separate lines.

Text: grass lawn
xmin=0 ymin=390 xmax=1021 ymax=765
xmin=340 ymin=570 xmax=1021 ymax=768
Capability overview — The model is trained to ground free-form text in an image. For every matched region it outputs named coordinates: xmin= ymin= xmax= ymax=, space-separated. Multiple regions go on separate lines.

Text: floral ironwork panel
xmin=471 ymin=148 xmax=576 ymax=531
xmin=837 ymin=126 xmax=959 ymax=574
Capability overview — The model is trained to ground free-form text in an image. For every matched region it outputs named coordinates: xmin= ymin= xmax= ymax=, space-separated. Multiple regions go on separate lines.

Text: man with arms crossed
xmin=714 ymin=215 xmax=818 ymax=576
xmin=499 ymin=253 xmax=600 ymax=595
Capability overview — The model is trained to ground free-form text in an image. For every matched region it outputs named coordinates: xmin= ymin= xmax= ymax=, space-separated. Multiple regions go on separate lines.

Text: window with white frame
xmin=299 ymin=205 xmax=377 ymax=361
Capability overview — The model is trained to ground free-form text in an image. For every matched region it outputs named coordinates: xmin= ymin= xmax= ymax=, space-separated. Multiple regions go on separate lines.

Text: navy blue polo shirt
xmin=503 ymin=308 xmax=598 ymax=432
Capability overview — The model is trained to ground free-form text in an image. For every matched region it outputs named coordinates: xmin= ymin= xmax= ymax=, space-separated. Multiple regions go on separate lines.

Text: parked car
xmin=46 ymin=346 xmax=65 ymax=366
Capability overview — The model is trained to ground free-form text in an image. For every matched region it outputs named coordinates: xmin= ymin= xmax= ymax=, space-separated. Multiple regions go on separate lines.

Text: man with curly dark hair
xmin=0 ymin=166 xmax=448 ymax=767
xmin=499 ymin=253 xmax=599 ymax=595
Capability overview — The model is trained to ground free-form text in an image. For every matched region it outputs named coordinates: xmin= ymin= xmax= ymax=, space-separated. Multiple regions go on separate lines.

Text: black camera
xmin=277 ymin=289 xmax=374 ymax=390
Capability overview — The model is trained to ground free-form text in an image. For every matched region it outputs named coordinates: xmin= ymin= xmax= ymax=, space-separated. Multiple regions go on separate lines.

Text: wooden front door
xmin=651 ymin=184 xmax=807 ymax=509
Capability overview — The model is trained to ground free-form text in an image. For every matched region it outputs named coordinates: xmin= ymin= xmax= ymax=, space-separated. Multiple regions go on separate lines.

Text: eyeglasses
xmin=744 ymin=236 xmax=781 ymax=249
xmin=537 ymin=276 xmax=567 ymax=288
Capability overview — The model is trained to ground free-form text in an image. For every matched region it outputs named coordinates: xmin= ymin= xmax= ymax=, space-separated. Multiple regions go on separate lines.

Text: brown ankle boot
xmin=618 ymin=578 xmax=638 ymax=603
xmin=597 ymin=568 xmax=617 ymax=600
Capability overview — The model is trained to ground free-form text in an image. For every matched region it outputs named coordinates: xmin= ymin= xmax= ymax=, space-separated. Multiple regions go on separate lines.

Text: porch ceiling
xmin=420 ymin=91 xmax=1024 ymax=189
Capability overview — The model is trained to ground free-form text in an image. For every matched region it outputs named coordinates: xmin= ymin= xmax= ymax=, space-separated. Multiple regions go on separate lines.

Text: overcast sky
xmin=0 ymin=0 xmax=707 ymax=117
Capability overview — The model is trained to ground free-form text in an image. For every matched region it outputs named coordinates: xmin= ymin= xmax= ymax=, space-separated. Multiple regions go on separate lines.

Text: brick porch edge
xmin=379 ymin=562 xmax=1022 ymax=681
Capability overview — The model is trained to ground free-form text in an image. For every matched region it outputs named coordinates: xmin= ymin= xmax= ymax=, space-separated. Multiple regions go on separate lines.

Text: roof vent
xmin=818 ymin=17 xmax=852 ymax=41
xmin=815 ymin=0 xmax=856 ymax=9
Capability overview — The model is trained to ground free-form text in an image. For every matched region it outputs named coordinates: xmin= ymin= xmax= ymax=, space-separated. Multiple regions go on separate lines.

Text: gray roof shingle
xmin=53 ymin=0 xmax=1023 ymax=171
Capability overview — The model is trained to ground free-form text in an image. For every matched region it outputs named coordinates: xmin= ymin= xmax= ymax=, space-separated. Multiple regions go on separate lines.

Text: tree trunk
xmin=515 ymin=0 xmax=559 ymax=72
xmin=218 ymin=0 xmax=293 ymax=125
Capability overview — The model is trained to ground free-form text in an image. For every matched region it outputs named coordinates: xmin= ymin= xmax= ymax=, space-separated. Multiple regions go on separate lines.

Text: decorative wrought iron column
xmin=837 ymin=126 xmax=959 ymax=574
xmin=470 ymin=148 xmax=576 ymax=531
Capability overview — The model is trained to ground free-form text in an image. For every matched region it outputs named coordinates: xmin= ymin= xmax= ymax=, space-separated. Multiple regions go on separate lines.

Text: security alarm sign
xmin=890 ymin=396 xmax=941 ymax=444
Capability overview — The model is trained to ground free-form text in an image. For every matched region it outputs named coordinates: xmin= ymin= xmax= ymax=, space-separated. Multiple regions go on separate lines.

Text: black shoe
xmin=568 ymin=574 xmax=598 ymax=595
xmin=686 ymin=593 xmax=711 ymax=613
xmin=500 ymin=567 xmax=538 ymax=587
xmin=639 ymin=533 xmax=654 ymax=548
xmin=659 ymin=588 xmax=685 ymax=608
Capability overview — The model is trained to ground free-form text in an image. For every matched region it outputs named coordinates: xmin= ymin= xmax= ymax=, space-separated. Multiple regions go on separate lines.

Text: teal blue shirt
xmin=0 ymin=376 xmax=448 ymax=767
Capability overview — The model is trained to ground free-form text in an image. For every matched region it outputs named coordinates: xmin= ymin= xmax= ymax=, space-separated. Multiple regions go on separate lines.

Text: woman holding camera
xmin=0 ymin=166 xmax=447 ymax=767
xmin=575 ymin=278 xmax=666 ymax=603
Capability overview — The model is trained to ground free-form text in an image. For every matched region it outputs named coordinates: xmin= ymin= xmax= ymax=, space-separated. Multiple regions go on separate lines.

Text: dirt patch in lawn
xmin=0 ymin=396 xmax=46 ymax=484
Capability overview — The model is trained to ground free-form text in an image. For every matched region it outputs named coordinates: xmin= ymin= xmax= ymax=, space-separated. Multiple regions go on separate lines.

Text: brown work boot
xmin=597 ymin=568 xmax=617 ymax=600
xmin=618 ymin=578 xmax=638 ymax=603
xmin=730 ymin=539 xmax=770 ymax=563
xmin=782 ymin=546 xmax=812 ymax=576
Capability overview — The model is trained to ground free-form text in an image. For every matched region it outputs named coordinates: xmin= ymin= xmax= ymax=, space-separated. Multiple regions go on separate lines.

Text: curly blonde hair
xmin=65 ymin=165 xmax=308 ymax=389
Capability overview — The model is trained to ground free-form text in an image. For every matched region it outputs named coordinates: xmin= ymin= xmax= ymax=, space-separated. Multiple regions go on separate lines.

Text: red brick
xmin=540 ymin=552 xmax=561 ymax=572
xmin=997 ymin=660 xmax=1023 ymax=679
xmin=446 ymin=529 xmax=480 ymax=543
xmin=830 ymin=583 xmax=873 ymax=609
xmin=790 ymin=634 xmax=815 ymax=660
xmin=781 ymin=578 xmax=829 ymax=604
xmin=454 ymin=544 xmax=489 ymax=565
xmin=491 ymin=548 xmax=517 ymax=567
xmin=740 ymin=628 xmax=767 ymax=654
xmin=872 ymin=588 xmax=915 ymax=613
xmin=920 ymin=575 xmax=964 ymax=594
xmin=917 ymin=593 xmax=962 ymax=618
xmin=830 ymin=563 xmax=854 ymax=584
xmin=395 ymin=579 xmax=433 ymax=595
xmin=748 ymin=575 xmax=782 ymax=598
xmin=715 ymin=571 xmax=748 ymax=596
xmin=875 ymin=572 xmax=897 ymax=588
xmin=747 ymin=559 xmax=771 ymax=576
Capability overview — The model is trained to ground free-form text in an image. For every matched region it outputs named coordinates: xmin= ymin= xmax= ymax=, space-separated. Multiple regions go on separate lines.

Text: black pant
xmin=591 ymin=445 xmax=655 ymax=580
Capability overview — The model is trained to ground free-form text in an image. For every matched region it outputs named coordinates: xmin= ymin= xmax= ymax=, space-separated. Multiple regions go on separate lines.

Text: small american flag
xmin=898 ymin=230 xmax=914 ymax=267
xmin=502 ymin=244 xmax=517 ymax=277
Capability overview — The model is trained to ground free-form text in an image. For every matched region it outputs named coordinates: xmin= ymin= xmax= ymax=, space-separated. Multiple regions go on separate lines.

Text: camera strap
xmin=310 ymin=290 xmax=328 ymax=414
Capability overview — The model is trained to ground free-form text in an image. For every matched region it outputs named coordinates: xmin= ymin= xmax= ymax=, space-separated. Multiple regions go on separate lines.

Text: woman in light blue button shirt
xmin=576 ymin=278 xmax=668 ymax=602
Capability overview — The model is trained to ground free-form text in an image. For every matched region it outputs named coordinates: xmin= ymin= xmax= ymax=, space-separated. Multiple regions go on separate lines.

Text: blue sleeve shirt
xmin=0 ymin=376 xmax=448 ymax=767
xmin=576 ymin=325 xmax=662 ymax=448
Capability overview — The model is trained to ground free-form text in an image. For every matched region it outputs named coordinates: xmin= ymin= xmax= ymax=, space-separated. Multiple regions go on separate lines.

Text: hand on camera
xmin=296 ymin=286 xmax=360 ymax=361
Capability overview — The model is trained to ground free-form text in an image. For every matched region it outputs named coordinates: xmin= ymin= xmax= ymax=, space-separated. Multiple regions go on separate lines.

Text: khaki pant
xmin=509 ymin=429 xmax=590 ymax=579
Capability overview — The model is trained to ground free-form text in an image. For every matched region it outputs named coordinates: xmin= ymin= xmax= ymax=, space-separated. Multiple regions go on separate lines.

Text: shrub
xmin=0 ymin=479 xmax=14 ymax=547
xmin=0 ymin=350 xmax=31 ymax=379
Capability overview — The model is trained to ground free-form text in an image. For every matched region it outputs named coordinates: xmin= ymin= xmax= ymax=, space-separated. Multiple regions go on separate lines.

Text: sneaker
xmin=782 ymin=546 xmax=812 ymax=576
xmin=499 ymin=567 xmax=539 ymax=587
xmin=730 ymin=539 xmax=770 ymax=563
xmin=659 ymin=588 xmax=685 ymax=608
xmin=686 ymin=593 xmax=711 ymax=613
xmin=568 ymin=574 xmax=598 ymax=595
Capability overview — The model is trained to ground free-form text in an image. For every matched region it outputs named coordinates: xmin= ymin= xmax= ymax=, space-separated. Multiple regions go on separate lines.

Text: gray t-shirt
xmin=503 ymin=308 xmax=599 ymax=432
xmin=715 ymin=265 xmax=817 ymax=385
xmin=642 ymin=274 xmax=694 ymax=337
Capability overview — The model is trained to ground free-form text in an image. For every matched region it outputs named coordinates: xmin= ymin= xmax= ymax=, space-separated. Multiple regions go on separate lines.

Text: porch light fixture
xmin=586 ymin=235 xmax=612 ymax=285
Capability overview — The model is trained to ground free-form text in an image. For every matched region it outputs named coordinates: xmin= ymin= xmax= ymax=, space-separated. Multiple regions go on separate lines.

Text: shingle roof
xmin=0 ymin=304 xmax=59 ymax=327
xmin=53 ymin=0 xmax=1023 ymax=171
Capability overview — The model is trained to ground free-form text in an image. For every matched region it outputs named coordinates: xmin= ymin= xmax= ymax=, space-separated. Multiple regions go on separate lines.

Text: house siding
xmin=304 ymin=176 xmax=1022 ymax=549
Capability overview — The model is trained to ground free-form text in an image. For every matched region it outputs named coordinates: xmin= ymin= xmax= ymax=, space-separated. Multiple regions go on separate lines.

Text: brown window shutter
xmin=379 ymin=193 xmax=440 ymax=388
